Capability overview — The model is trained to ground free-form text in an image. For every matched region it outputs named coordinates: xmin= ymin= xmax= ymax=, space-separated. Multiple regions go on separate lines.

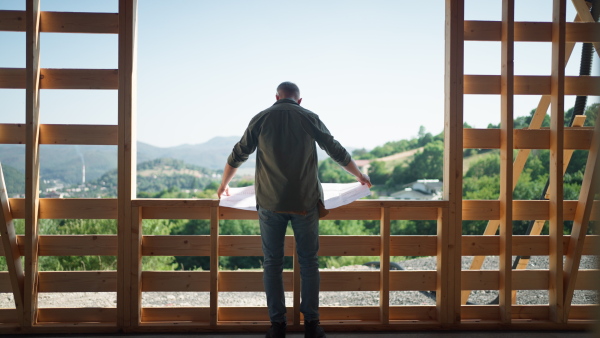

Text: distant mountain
xmin=93 ymin=158 xmax=217 ymax=196
xmin=0 ymin=136 xmax=332 ymax=185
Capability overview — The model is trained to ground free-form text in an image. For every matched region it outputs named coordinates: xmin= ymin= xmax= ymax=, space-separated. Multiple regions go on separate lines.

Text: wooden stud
xmin=209 ymin=206 xmax=219 ymax=326
xmin=549 ymin=0 xmax=566 ymax=323
xmin=24 ymin=0 xmax=41 ymax=328
xmin=563 ymin=113 xmax=600 ymax=320
xmin=499 ymin=0 xmax=514 ymax=323
xmin=130 ymin=206 xmax=143 ymax=327
xmin=0 ymin=165 xmax=25 ymax=324
xmin=443 ymin=0 xmax=464 ymax=325
xmin=436 ymin=207 xmax=450 ymax=324
xmin=117 ymin=0 xmax=137 ymax=329
xmin=379 ymin=207 xmax=390 ymax=324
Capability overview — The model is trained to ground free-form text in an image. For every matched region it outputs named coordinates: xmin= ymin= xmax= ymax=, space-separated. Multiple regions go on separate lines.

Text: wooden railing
xmin=1 ymin=198 xmax=598 ymax=333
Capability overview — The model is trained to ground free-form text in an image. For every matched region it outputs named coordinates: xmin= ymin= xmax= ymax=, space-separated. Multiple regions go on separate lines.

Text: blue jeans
xmin=258 ymin=206 xmax=320 ymax=323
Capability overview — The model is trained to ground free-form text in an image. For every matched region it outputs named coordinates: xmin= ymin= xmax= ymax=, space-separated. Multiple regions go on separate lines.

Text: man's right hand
xmin=217 ymin=184 xmax=230 ymax=199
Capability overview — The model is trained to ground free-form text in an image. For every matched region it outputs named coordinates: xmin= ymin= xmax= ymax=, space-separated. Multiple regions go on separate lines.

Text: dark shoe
xmin=304 ymin=320 xmax=326 ymax=338
xmin=266 ymin=321 xmax=286 ymax=338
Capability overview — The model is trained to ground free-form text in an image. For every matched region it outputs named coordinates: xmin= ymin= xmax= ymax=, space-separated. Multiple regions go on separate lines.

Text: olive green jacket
xmin=227 ymin=98 xmax=352 ymax=212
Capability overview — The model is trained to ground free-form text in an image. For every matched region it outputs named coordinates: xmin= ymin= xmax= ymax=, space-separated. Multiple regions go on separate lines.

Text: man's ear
xmin=297 ymin=98 xmax=302 ymax=105
xmin=276 ymin=95 xmax=280 ymax=100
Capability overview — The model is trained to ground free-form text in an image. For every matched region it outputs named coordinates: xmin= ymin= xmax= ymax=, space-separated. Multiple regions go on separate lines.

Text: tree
xmin=368 ymin=161 xmax=390 ymax=185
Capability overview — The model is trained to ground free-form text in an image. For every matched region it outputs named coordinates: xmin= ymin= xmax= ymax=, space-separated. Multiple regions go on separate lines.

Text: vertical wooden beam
xmin=549 ymin=0 xmax=566 ymax=324
xmin=443 ymin=0 xmax=464 ymax=325
xmin=436 ymin=207 xmax=450 ymax=324
xmin=130 ymin=206 xmax=143 ymax=326
xmin=379 ymin=207 xmax=390 ymax=325
xmin=117 ymin=0 xmax=137 ymax=329
xmin=292 ymin=242 xmax=301 ymax=326
xmin=210 ymin=206 xmax=219 ymax=326
xmin=499 ymin=0 xmax=514 ymax=324
xmin=0 ymin=165 xmax=25 ymax=323
xmin=24 ymin=0 xmax=41 ymax=328
xmin=462 ymin=11 xmax=584 ymax=306
xmin=563 ymin=113 xmax=600 ymax=321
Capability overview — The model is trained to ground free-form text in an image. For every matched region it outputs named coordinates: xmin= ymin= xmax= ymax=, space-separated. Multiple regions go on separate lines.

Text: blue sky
xmin=0 ymin=0 xmax=598 ymax=150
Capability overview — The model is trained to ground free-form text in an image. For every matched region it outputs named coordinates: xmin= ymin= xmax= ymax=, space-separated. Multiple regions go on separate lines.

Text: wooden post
xmin=0 ymin=165 xmax=25 ymax=323
xmin=563 ymin=113 xmax=600 ymax=321
xmin=379 ymin=207 xmax=390 ymax=325
xmin=117 ymin=0 xmax=137 ymax=329
xmin=549 ymin=0 xmax=566 ymax=323
xmin=443 ymin=0 xmax=464 ymax=325
xmin=499 ymin=0 xmax=514 ymax=323
xmin=210 ymin=206 xmax=219 ymax=326
xmin=436 ymin=207 xmax=450 ymax=324
xmin=24 ymin=0 xmax=41 ymax=328
xmin=130 ymin=206 xmax=143 ymax=326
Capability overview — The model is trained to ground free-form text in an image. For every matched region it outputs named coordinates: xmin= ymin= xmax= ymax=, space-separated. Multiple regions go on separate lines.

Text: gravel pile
xmin=1 ymin=255 xmax=597 ymax=309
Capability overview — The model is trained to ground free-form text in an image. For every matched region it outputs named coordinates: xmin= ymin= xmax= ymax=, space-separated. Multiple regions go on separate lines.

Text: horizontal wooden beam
xmin=464 ymin=128 xmax=594 ymax=150
xmin=462 ymin=235 xmax=599 ymax=256
xmin=37 ymin=307 xmax=116 ymax=323
xmin=462 ymin=200 xmax=600 ymax=221
xmin=464 ymin=21 xmax=600 ymax=42
xmin=2 ymin=234 xmax=596 ymax=261
xmin=464 ymin=75 xmax=600 ymax=95
xmin=0 ymin=68 xmax=118 ymax=89
xmin=0 ymin=10 xmax=118 ymax=33
xmin=141 ymin=307 xmax=211 ymax=322
xmin=142 ymin=271 xmax=210 ymax=292
xmin=9 ymin=198 xmax=117 ymax=219
xmin=40 ymin=124 xmax=118 ymax=145
xmin=0 ymin=124 xmax=26 ymax=144
xmin=38 ymin=271 xmax=117 ymax=292
xmin=461 ymin=269 xmax=599 ymax=291
xmin=390 ymin=270 xmax=436 ymax=291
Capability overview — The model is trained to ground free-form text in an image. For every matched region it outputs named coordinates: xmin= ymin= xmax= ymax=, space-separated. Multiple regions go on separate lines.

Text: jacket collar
xmin=273 ymin=98 xmax=299 ymax=106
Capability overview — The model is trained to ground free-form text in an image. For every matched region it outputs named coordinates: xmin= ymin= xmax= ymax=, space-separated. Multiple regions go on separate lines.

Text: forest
xmin=1 ymin=104 xmax=598 ymax=273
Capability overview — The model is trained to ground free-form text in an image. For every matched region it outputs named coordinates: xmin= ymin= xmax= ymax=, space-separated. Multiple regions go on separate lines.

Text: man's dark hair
xmin=276 ymin=81 xmax=300 ymax=99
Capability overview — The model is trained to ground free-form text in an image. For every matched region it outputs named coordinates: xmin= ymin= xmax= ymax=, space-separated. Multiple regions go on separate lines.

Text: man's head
xmin=276 ymin=81 xmax=302 ymax=104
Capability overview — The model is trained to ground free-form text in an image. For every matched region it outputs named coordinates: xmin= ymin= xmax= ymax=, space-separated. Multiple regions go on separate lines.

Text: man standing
xmin=217 ymin=82 xmax=371 ymax=338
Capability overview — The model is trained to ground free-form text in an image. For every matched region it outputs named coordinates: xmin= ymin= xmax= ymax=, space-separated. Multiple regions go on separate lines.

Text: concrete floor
xmin=12 ymin=332 xmax=598 ymax=338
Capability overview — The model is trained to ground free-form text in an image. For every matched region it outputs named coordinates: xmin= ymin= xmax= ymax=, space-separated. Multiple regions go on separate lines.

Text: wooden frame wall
xmin=0 ymin=0 xmax=598 ymax=334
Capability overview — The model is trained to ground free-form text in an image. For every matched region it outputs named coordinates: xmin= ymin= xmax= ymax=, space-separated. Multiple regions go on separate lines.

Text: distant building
xmin=390 ymin=179 xmax=442 ymax=200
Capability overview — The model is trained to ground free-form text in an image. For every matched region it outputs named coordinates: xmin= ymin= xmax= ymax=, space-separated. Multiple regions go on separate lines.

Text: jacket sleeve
xmin=302 ymin=114 xmax=351 ymax=167
xmin=227 ymin=121 xmax=259 ymax=168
